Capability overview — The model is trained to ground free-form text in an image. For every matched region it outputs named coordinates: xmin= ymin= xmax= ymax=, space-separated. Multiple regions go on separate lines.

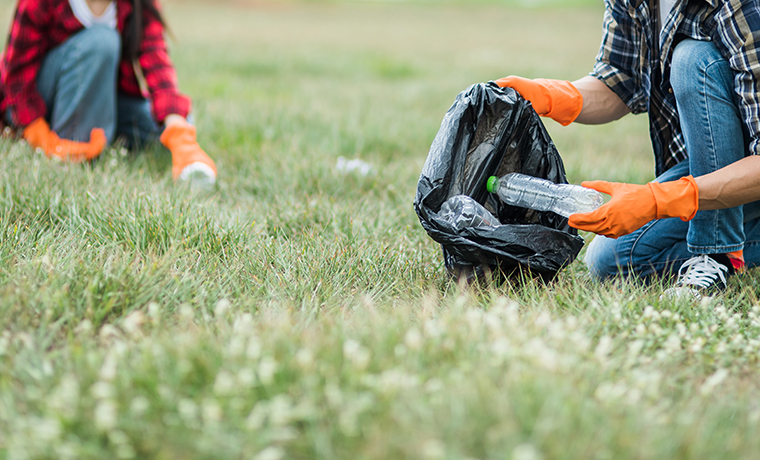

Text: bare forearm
xmin=572 ymin=76 xmax=630 ymax=125
xmin=695 ymin=155 xmax=760 ymax=210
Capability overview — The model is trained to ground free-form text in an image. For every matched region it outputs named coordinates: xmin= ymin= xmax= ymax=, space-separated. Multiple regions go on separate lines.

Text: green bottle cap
xmin=486 ymin=176 xmax=498 ymax=193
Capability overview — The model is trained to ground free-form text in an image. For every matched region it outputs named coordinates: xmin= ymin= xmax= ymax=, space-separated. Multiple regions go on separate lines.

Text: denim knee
xmin=583 ymin=235 xmax=621 ymax=281
xmin=69 ymin=25 xmax=121 ymax=67
xmin=670 ymin=39 xmax=730 ymax=104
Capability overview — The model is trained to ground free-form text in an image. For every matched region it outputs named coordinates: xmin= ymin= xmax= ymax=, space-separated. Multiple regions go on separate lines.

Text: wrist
xmin=164 ymin=114 xmax=187 ymax=127
xmin=650 ymin=176 xmax=699 ymax=221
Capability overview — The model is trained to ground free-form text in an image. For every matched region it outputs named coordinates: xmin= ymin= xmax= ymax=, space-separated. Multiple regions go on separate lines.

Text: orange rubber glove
xmin=159 ymin=119 xmax=217 ymax=181
xmin=568 ymin=176 xmax=699 ymax=239
xmin=23 ymin=118 xmax=106 ymax=162
xmin=494 ymin=76 xmax=583 ymax=126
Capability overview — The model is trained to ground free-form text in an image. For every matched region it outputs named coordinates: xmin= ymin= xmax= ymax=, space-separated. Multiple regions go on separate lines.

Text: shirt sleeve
xmin=139 ymin=4 xmax=191 ymax=123
xmin=590 ymin=0 xmax=649 ymax=115
xmin=3 ymin=0 xmax=50 ymax=127
xmin=717 ymin=1 xmax=760 ymax=156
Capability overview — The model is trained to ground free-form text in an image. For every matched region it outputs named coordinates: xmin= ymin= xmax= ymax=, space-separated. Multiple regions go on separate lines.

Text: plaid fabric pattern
xmin=592 ymin=0 xmax=760 ymax=175
xmin=0 ymin=0 xmax=190 ymax=127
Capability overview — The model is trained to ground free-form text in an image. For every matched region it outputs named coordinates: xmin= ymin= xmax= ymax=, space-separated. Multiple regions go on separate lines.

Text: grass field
xmin=1 ymin=1 xmax=760 ymax=459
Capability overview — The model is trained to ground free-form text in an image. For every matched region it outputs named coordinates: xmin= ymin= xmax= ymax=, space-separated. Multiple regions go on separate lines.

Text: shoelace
xmin=676 ymin=254 xmax=728 ymax=289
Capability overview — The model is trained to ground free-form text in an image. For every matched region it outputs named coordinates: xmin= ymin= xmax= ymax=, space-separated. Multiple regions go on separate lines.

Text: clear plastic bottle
xmin=438 ymin=195 xmax=501 ymax=230
xmin=486 ymin=173 xmax=603 ymax=218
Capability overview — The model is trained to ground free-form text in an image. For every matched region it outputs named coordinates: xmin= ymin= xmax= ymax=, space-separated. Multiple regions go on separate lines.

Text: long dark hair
xmin=122 ymin=0 xmax=167 ymax=60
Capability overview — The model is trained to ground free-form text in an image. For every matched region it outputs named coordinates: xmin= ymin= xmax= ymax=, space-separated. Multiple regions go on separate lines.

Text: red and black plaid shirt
xmin=0 ymin=0 xmax=191 ymax=127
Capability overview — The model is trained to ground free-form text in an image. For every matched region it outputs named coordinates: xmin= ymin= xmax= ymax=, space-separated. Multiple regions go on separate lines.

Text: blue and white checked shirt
xmin=591 ymin=0 xmax=760 ymax=175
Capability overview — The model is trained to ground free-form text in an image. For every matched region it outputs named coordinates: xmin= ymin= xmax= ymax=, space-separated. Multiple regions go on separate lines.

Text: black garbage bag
xmin=414 ymin=82 xmax=585 ymax=283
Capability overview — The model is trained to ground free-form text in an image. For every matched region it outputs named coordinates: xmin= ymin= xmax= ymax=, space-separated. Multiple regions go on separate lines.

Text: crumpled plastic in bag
xmin=414 ymin=82 xmax=585 ymax=283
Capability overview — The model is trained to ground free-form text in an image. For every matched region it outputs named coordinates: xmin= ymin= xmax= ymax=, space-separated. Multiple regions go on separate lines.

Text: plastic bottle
xmin=438 ymin=195 xmax=501 ymax=230
xmin=486 ymin=173 xmax=603 ymax=218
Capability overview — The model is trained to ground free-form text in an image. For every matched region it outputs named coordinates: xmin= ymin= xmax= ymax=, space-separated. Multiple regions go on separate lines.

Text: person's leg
xmin=587 ymin=39 xmax=751 ymax=284
xmin=115 ymin=95 xmax=162 ymax=150
xmin=670 ymin=39 xmax=746 ymax=255
xmin=36 ymin=25 xmax=120 ymax=143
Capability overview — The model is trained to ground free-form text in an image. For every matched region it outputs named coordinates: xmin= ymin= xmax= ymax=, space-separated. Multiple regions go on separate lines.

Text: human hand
xmin=494 ymin=76 xmax=583 ymax=126
xmin=568 ymin=176 xmax=698 ymax=238
xmin=22 ymin=118 xmax=106 ymax=162
xmin=159 ymin=118 xmax=217 ymax=185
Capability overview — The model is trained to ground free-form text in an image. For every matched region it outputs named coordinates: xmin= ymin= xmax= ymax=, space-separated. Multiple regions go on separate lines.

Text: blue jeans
xmin=20 ymin=25 xmax=161 ymax=148
xmin=585 ymin=39 xmax=760 ymax=280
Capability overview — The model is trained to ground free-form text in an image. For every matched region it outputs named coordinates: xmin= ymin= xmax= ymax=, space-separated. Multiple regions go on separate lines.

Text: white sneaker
xmin=661 ymin=254 xmax=733 ymax=301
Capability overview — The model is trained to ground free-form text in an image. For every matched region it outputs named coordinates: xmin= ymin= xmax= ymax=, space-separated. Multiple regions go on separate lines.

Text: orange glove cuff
xmin=649 ymin=175 xmax=699 ymax=221
xmin=533 ymin=79 xmax=583 ymax=126
xmin=494 ymin=76 xmax=583 ymax=126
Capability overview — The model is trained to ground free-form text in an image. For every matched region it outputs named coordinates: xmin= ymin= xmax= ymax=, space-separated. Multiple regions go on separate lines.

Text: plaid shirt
xmin=0 ymin=0 xmax=190 ymax=127
xmin=592 ymin=0 xmax=760 ymax=175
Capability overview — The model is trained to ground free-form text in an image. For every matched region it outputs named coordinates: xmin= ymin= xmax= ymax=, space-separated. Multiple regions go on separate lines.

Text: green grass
xmin=1 ymin=1 xmax=759 ymax=459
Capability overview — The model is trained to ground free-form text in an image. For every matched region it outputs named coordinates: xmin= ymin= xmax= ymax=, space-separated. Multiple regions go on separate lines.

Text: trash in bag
xmin=414 ymin=82 xmax=585 ymax=283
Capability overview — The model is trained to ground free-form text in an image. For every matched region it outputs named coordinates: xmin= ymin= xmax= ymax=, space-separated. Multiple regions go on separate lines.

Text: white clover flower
xmin=237 ymin=367 xmax=257 ymax=388
xmin=343 ymin=340 xmax=371 ymax=371
xmin=512 ymin=443 xmax=543 ymax=460
xmin=76 ymin=319 xmax=93 ymax=334
xmin=49 ymin=375 xmax=80 ymax=418
xmin=33 ymin=417 xmax=61 ymax=442
xmin=491 ymin=337 xmax=511 ymax=359
xmin=258 ymin=356 xmax=278 ymax=386
xmin=202 ymin=399 xmax=223 ymax=423
xmin=99 ymin=324 xmax=119 ymax=340
xmin=129 ymin=396 xmax=150 ymax=416
xmin=157 ymin=384 xmax=174 ymax=401
xmin=94 ymin=400 xmax=118 ymax=431
xmin=700 ymin=368 xmax=729 ymax=396
xmin=99 ymin=356 xmax=118 ymax=381
xmin=245 ymin=401 xmax=268 ymax=431
xmin=421 ymin=439 xmax=445 ymax=459
xmin=643 ymin=306 xmax=659 ymax=321
xmin=214 ymin=298 xmax=231 ymax=317
xmin=377 ymin=368 xmax=420 ymax=394
xmin=147 ymin=302 xmax=161 ymax=324
xmin=225 ymin=337 xmax=246 ymax=359
xmin=90 ymin=381 xmax=115 ymax=400
xmin=179 ymin=305 xmax=194 ymax=322
xmin=663 ymin=334 xmax=681 ymax=354
xmin=424 ymin=319 xmax=443 ymax=339
xmin=465 ymin=309 xmax=483 ymax=332
xmin=269 ymin=395 xmax=294 ymax=427
xmin=594 ymin=335 xmax=613 ymax=362
xmin=247 ymin=338 xmax=262 ymax=360
xmin=122 ymin=311 xmax=145 ymax=337
xmin=424 ymin=378 xmax=444 ymax=393
xmin=404 ymin=328 xmax=423 ymax=350
xmin=233 ymin=313 xmax=254 ymax=336
xmin=690 ymin=337 xmax=706 ymax=353
xmin=214 ymin=370 xmax=237 ymax=396
xmin=324 ymin=382 xmax=343 ymax=407
xmin=627 ymin=340 xmax=644 ymax=358
xmin=252 ymin=446 xmax=285 ymax=460
xmin=295 ymin=348 xmax=314 ymax=369
xmin=177 ymin=398 xmax=198 ymax=423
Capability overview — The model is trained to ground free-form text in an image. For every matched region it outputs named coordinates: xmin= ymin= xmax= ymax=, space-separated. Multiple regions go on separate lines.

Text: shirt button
xmin=669 ymin=88 xmax=674 ymax=94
